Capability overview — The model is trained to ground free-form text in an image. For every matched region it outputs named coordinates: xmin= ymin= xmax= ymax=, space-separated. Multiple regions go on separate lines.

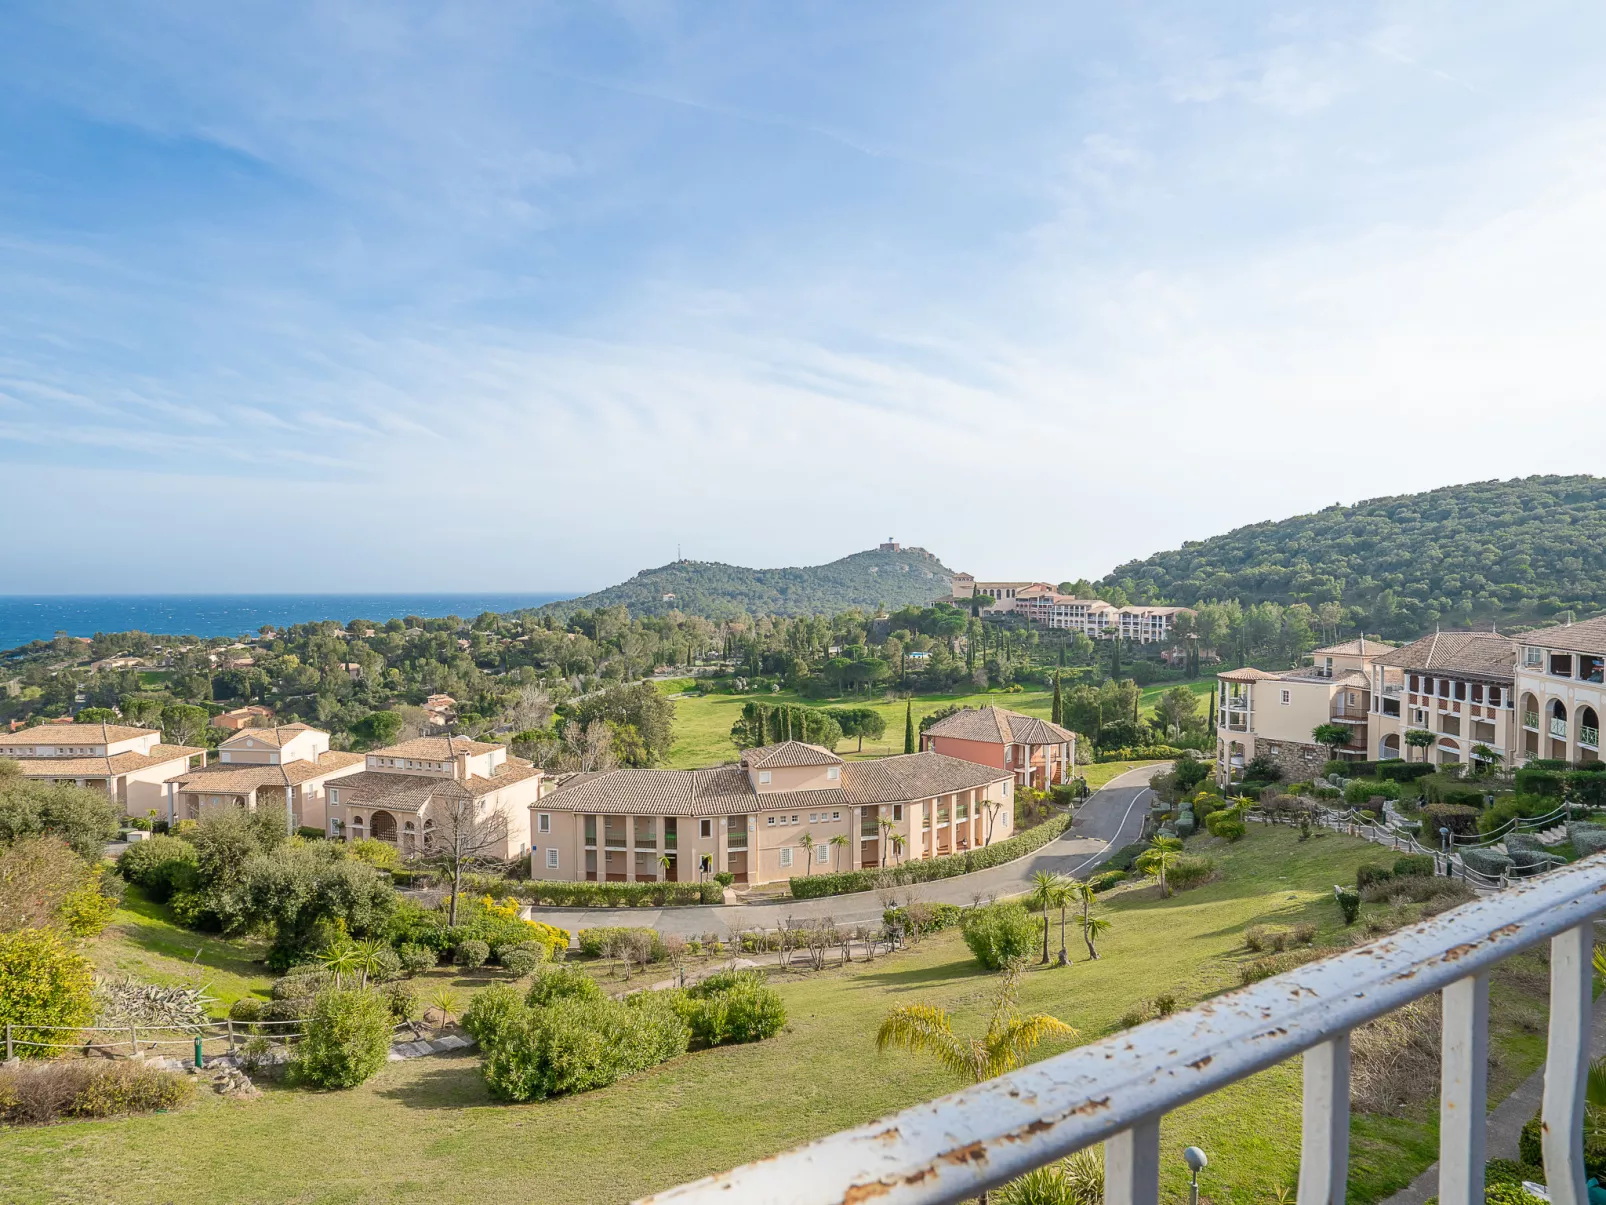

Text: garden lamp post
xmin=1182 ymin=1146 xmax=1208 ymax=1205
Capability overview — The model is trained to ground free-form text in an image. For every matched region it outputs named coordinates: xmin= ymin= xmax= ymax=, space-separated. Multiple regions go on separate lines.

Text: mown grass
xmin=2 ymin=824 xmax=1540 ymax=1205
xmin=663 ymin=678 xmax=1215 ymax=769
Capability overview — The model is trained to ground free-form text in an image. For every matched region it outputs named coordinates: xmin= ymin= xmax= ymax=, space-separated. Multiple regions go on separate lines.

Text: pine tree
xmin=755 ymin=705 xmax=767 ymax=746
xmin=904 ymin=699 xmax=916 ymax=754
xmin=1051 ymin=672 xmax=1063 ymax=727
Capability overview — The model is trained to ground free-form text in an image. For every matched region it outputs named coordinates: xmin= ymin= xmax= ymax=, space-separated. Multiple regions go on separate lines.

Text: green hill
xmin=1102 ymin=474 xmax=1606 ymax=637
xmin=536 ymin=546 xmax=957 ymax=621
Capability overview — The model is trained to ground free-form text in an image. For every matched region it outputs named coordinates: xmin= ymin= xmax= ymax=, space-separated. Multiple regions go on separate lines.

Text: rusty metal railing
xmin=638 ymin=854 xmax=1606 ymax=1205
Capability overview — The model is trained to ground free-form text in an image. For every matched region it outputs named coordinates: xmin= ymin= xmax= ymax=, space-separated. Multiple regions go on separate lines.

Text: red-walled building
xmin=919 ymin=706 xmax=1077 ymax=790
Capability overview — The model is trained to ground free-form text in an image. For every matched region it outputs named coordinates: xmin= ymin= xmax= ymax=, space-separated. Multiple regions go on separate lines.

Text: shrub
xmin=229 ymin=997 xmax=264 ymax=1023
xmin=0 ymin=1059 xmax=193 ymax=1125
xmin=789 ymin=814 xmax=1074 ymax=899
xmin=1569 ymin=823 xmax=1606 ymax=858
xmin=500 ymin=945 xmax=546 ymax=977
xmin=1104 ymin=842 xmax=1151 ymax=873
xmin=478 ymin=990 xmax=690 ymax=1102
xmin=713 ymin=872 xmax=735 ymax=888
xmin=272 ymin=971 xmax=330 ymax=1000
xmin=462 ymin=983 xmax=529 ymax=1047
xmin=1520 ymin=1113 xmax=1606 ymax=1179
xmin=577 ymin=927 xmax=665 ymax=961
xmin=455 ymin=939 xmax=490 ymax=969
xmin=1205 ymin=813 xmax=1245 ymax=841
xmin=679 ymin=971 xmax=786 ymax=1045
xmin=1377 ymin=762 xmax=1436 ymax=783
xmin=961 ymin=903 xmax=1040 ymax=971
xmin=1088 ymin=870 xmax=1126 ymax=893
xmin=1459 ymin=848 xmax=1513 ymax=879
xmin=366 ymin=946 xmax=404 ymax=983
xmin=1356 ymin=863 xmax=1393 ymax=890
xmin=1514 ymin=766 xmax=1564 ymax=797
xmin=1335 ymin=886 xmax=1361 ymax=925
xmin=115 ymin=835 xmax=198 ymax=902
xmin=294 ymin=989 xmax=394 ymax=1089
xmin=516 ymin=879 xmax=723 ymax=907
xmin=0 ymin=927 xmax=95 ymax=1057
xmin=262 ymin=996 xmax=314 ymax=1024
xmin=380 ymin=980 xmax=419 ymax=1023
xmin=1291 ymin=923 xmax=1316 ymax=946
xmin=526 ymin=965 xmax=605 ymax=1008
xmin=1421 ymin=803 xmax=1479 ymax=837
xmin=1393 ymin=853 xmax=1436 ymax=878
xmin=397 ymin=943 xmax=438 ymax=975
xmin=1167 ymin=855 xmax=1215 ymax=891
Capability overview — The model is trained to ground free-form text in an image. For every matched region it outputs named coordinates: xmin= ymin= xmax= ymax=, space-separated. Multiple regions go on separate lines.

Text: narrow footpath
xmin=523 ymin=763 xmax=1161 ymax=939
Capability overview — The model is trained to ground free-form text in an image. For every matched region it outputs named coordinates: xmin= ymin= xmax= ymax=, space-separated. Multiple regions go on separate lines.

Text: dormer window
xmin=758 ymin=771 xmax=771 ymax=785
xmin=827 ymin=766 xmax=839 ymax=780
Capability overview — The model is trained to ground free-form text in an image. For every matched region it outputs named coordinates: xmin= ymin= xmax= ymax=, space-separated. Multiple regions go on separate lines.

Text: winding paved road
xmin=524 ymin=764 xmax=1160 ymax=938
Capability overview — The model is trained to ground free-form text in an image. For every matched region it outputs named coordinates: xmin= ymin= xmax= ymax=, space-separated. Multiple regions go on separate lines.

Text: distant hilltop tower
xmin=878 ymin=537 xmax=902 ymax=552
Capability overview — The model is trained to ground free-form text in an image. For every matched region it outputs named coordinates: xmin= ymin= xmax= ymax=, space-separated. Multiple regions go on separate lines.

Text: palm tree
xmin=1058 ymin=879 xmax=1093 ymax=967
xmin=321 ymin=944 xmax=360 ymax=990
xmin=1470 ymin=744 xmax=1503 ymax=776
xmin=1027 ymin=870 xmax=1061 ymax=964
xmin=876 ymin=965 xmax=1077 ymax=1204
xmin=1081 ymin=915 xmax=1111 ymax=960
xmin=354 ymin=938 xmax=390 ymax=988
xmin=1312 ymin=722 xmax=1352 ymax=761
xmin=878 ymin=815 xmax=894 ymax=868
xmin=889 ymin=833 xmax=906 ymax=865
xmin=829 ymin=833 xmax=849 ymax=874
xmin=798 ymin=832 xmax=816 ymax=875
xmin=1136 ymin=836 xmax=1184 ymax=898
xmin=427 ymin=986 xmax=461 ymax=1037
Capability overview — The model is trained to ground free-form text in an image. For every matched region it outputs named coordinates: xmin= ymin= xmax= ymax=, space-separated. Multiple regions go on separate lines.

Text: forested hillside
xmin=534 ymin=547 xmax=956 ymax=621
xmin=1102 ymin=475 xmax=1606 ymax=638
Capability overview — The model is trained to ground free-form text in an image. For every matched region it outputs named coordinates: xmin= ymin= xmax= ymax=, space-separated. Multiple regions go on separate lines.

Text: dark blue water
xmin=0 ymin=593 xmax=575 ymax=653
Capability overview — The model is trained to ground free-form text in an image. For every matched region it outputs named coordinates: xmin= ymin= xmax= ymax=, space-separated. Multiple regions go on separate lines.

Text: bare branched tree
xmin=554 ymin=719 xmax=619 ymax=773
xmin=422 ymin=787 xmax=512 ymax=927
xmin=505 ymin=684 xmax=554 ymax=733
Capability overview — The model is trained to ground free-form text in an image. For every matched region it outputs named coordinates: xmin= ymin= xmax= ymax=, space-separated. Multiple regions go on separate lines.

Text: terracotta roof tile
xmin=1517 ymin=615 xmax=1606 ymax=658
xmin=1375 ymin=631 xmax=1517 ymax=680
xmin=741 ymin=741 xmax=843 ymax=768
xmin=9 ymin=744 xmax=203 ymax=778
xmin=0 ymin=722 xmax=159 ymax=746
xmin=922 ymin=706 xmax=1075 ymax=746
xmin=168 ymin=750 xmax=365 ymax=792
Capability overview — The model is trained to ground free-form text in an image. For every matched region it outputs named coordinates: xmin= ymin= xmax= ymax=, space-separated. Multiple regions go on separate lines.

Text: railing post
xmin=1542 ymin=923 xmax=1594 ymax=1205
xmin=1104 ymin=1119 xmax=1160 ymax=1205
xmin=1438 ymin=972 xmax=1490 ymax=1205
xmin=1299 ymin=1036 xmax=1350 ymax=1205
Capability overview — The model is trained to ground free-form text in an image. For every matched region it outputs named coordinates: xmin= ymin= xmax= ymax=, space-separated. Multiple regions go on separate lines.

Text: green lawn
xmin=91 ymin=887 xmax=275 ymax=1008
xmin=663 ymin=677 xmax=1216 ymax=769
xmin=2 ymin=825 xmax=1545 ymax=1204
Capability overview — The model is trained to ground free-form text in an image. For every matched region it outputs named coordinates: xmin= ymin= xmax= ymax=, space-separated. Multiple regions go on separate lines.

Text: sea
xmin=0 ymin=593 xmax=574 ymax=653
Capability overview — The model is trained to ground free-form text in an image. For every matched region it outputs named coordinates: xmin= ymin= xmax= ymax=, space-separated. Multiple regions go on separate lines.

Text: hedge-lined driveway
xmin=522 ymin=764 xmax=1161 ymax=939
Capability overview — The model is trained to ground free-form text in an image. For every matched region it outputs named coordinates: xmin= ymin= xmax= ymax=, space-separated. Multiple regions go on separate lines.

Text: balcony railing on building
xmin=1525 ymin=710 xmax=1541 ymax=730
xmin=1551 ymin=716 xmax=1569 ymax=740
xmin=640 ymin=856 xmax=1606 ymax=1205
xmin=1583 ymin=725 xmax=1601 ymax=750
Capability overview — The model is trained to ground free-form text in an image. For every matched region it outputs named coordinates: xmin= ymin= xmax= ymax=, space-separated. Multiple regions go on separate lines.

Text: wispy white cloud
xmin=1 ymin=1 xmax=1605 ymax=590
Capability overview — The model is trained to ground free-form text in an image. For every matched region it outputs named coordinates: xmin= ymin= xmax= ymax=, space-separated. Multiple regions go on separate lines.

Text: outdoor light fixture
xmin=1182 ymin=1146 xmax=1208 ymax=1205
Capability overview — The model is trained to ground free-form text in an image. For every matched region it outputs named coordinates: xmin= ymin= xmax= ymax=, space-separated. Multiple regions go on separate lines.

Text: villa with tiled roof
xmin=1368 ymin=631 xmax=1518 ymax=766
xmin=165 ymin=724 xmax=365 ymax=832
xmin=529 ymin=742 xmax=1013 ymax=885
xmin=1511 ymin=615 xmax=1606 ymax=764
xmin=0 ymin=722 xmax=204 ymax=816
xmin=324 ymin=733 xmax=538 ymax=858
xmin=918 ymin=706 xmax=1077 ymax=790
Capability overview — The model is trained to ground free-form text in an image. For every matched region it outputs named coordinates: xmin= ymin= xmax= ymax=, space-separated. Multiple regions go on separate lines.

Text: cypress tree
xmin=1051 ymin=672 xmax=1063 ymax=727
xmin=755 ymin=705 xmax=767 ymax=746
xmin=904 ymin=699 xmax=916 ymax=754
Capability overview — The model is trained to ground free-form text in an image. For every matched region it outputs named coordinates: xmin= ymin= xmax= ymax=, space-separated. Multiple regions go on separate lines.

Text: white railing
xmin=639 ymin=856 xmax=1606 ymax=1205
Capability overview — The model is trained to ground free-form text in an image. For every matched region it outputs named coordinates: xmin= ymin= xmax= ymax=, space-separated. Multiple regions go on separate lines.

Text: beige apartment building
xmin=325 ymin=735 xmax=539 ymax=859
xmin=1511 ymin=615 xmax=1606 ymax=764
xmin=1216 ymin=640 xmax=1390 ymax=783
xmin=527 ymin=741 xmax=1014 ymax=886
xmin=0 ymin=722 xmax=204 ymax=816
xmin=1367 ymin=631 xmax=1517 ymax=766
xmin=165 ymin=724 xmax=365 ymax=831
xmin=956 ymin=579 xmax=1192 ymax=644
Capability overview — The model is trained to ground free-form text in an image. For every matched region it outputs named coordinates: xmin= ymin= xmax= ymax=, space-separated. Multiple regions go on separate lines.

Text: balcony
xmin=1551 ymin=716 xmax=1569 ymax=740
xmin=1583 ymin=726 xmax=1601 ymax=750
xmin=641 ymin=859 xmax=1606 ymax=1205
xmin=1524 ymin=710 xmax=1540 ymax=731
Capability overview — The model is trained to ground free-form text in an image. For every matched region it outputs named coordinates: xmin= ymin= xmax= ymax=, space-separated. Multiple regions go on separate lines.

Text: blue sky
xmin=4 ymin=2 xmax=1606 ymax=593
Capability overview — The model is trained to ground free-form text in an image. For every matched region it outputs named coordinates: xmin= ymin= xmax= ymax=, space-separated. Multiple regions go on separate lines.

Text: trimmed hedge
xmin=788 ymin=814 xmax=1073 ymax=899
xmin=515 ymin=879 xmax=723 ymax=907
xmin=1514 ymin=766 xmax=1564 ymax=797
xmin=1094 ymin=745 xmax=1189 ymax=763
xmin=1459 ymin=847 xmax=1512 ymax=877
xmin=1421 ymin=803 xmax=1479 ymax=837
xmin=1393 ymin=853 xmax=1435 ymax=878
xmin=1376 ymin=762 xmax=1436 ymax=783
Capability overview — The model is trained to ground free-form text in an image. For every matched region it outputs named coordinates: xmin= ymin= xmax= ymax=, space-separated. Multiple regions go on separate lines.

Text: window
xmin=1279 ymin=689 xmax=1291 ymax=705
xmin=1423 ymin=677 xmax=1434 ymax=696
xmin=329 ymin=789 xmax=339 ymax=804
xmin=759 ymin=770 xmax=772 ymax=784
xmin=767 ymin=816 xmax=776 ymax=826
xmin=893 ymin=804 xmax=903 ymax=821
xmin=1471 ymin=684 xmax=1484 ymax=703
xmin=1409 ymin=674 xmax=1421 ymax=692
xmin=817 ymin=844 xmax=829 ymax=864
xmin=1490 ymin=686 xmax=1503 ymax=707
xmin=700 ymin=818 xmax=712 ymax=839
xmin=791 ymin=814 xmax=798 ymax=824
xmin=827 ymin=766 xmax=840 ymax=780
xmin=546 ymin=848 xmax=559 ymax=869
xmin=831 ymin=811 xmax=841 ymax=820
xmin=808 ymin=812 xmax=817 ymax=823
xmin=1454 ymin=681 xmax=1466 ymax=701
xmin=779 ymin=848 xmax=793 ymax=868
xmin=537 ymin=813 xmax=550 ymax=834
xmin=1525 ymin=647 xmax=1544 ymax=667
